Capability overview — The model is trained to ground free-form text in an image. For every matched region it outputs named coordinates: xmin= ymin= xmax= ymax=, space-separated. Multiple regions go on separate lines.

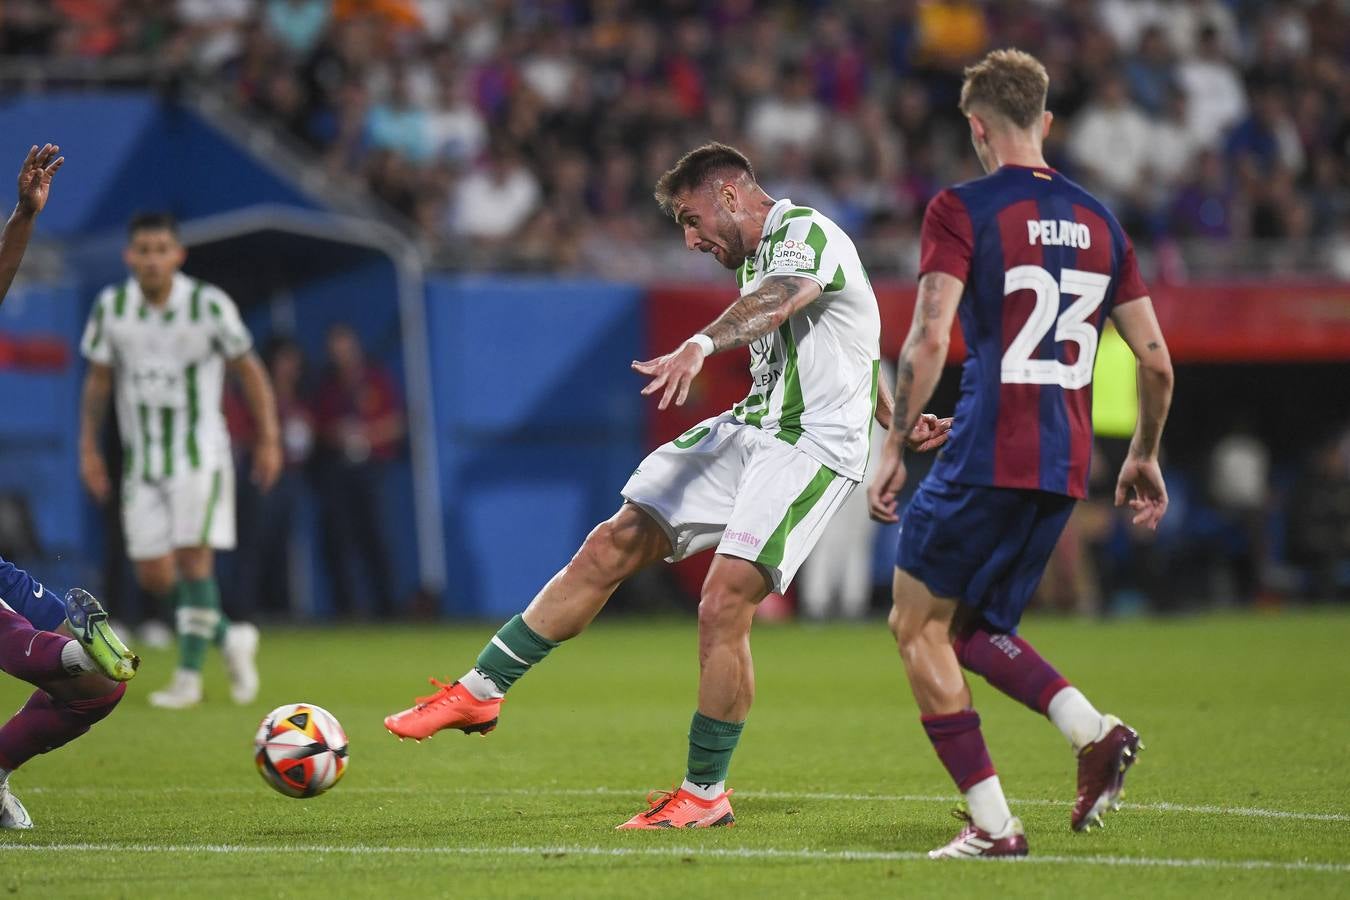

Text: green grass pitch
xmin=1 ymin=610 xmax=1348 ymax=898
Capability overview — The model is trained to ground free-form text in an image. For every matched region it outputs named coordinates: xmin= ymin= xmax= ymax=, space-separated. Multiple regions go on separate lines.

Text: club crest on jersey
xmin=772 ymin=238 xmax=816 ymax=271
xmin=1027 ymin=219 xmax=1091 ymax=249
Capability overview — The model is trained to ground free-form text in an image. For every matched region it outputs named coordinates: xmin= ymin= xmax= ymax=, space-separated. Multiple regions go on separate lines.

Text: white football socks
xmin=965 ymin=775 xmax=1014 ymax=834
xmin=680 ymin=779 xmax=726 ymax=801
xmin=1047 ymin=686 xmax=1107 ymax=751
xmin=60 ymin=640 xmax=97 ymax=675
xmin=460 ymin=668 xmax=504 ymax=701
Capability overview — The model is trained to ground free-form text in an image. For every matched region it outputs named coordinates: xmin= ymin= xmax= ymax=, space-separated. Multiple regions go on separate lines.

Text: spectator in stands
xmin=1169 ymin=149 xmax=1235 ymax=240
xmin=366 ymin=69 xmax=431 ymax=164
xmin=265 ymin=0 xmax=332 ymax=59
xmin=1208 ymin=424 xmax=1272 ymax=604
xmin=425 ymin=72 xmax=487 ymax=165
xmin=448 ymin=141 xmax=541 ymax=242
xmin=746 ymin=68 xmax=828 ymax=163
xmin=1123 ymin=24 xmax=1176 ymax=116
xmin=1068 ymin=74 xmax=1153 ymax=209
xmin=1175 ymin=25 xmax=1247 ymax=146
xmin=313 ymin=324 xmax=405 ymax=619
xmin=1226 ymin=84 xmax=1305 ymax=181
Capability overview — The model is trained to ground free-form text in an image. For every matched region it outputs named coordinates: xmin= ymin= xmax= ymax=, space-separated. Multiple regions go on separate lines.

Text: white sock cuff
xmin=460 ymin=668 xmax=505 ymax=700
xmin=60 ymin=639 xmax=96 ymax=675
xmin=1047 ymin=687 xmax=1106 ymax=750
xmin=680 ymin=778 xmax=726 ymax=801
xmin=964 ymin=774 xmax=1013 ymax=834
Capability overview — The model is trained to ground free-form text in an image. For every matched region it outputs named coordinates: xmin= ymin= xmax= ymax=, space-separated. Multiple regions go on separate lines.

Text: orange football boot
xmin=615 ymin=787 xmax=736 ymax=829
xmin=384 ymin=678 xmax=501 ymax=741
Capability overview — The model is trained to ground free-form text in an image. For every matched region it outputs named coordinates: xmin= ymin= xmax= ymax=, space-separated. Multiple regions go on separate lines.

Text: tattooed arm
xmin=631 ymin=275 xmax=822 ymax=410
xmin=874 ymin=369 xmax=953 ymax=451
xmin=699 ymin=275 xmax=821 ymax=353
xmin=1109 ymin=297 xmax=1174 ymax=528
xmin=867 ymin=271 xmax=963 ymax=522
xmin=889 ymin=272 xmax=963 ymax=438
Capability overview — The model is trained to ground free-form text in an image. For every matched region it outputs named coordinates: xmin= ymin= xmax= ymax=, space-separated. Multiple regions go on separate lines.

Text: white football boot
xmin=0 ymin=778 xmax=34 ymax=829
xmin=148 ymin=668 xmax=204 ymax=709
xmin=928 ymin=812 xmax=1028 ymax=859
xmin=222 ymin=623 xmax=260 ymax=705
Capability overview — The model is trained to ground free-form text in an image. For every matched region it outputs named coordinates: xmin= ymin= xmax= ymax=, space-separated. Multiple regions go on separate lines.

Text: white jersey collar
xmin=758 ymin=197 xmax=795 ymax=246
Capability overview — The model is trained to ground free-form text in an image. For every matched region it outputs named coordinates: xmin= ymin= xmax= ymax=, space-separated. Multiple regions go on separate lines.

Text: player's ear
xmin=967 ymin=113 xmax=986 ymax=145
xmin=721 ymin=181 xmax=738 ymax=214
xmin=1041 ymin=110 xmax=1053 ymax=140
xmin=171 ymin=243 xmax=187 ymax=267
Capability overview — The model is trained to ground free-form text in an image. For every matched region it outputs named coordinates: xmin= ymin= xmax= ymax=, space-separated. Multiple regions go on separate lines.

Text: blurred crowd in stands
xmin=2 ymin=0 xmax=1348 ymax=277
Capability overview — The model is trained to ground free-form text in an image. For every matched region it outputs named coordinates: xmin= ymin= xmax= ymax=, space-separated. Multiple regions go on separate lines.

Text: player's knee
xmin=696 ymin=588 xmax=752 ymax=639
xmin=174 ymin=547 xmax=213 ymax=581
xmin=67 ymin=680 xmax=126 ymax=723
xmin=888 ymin=603 xmax=926 ymax=651
xmin=576 ymin=519 xmax=644 ymax=582
xmin=136 ymin=559 xmax=177 ymax=597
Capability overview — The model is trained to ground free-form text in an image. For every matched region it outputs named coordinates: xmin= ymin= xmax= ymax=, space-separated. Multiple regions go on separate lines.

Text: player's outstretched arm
xmin=868 ymin=271 xmax=962 ymax=523
xmin=1109 ymin=297 xmax=1174 ymax=529
xmin=228 ymin=351 xmax=284 ymax=492
xmin=0 ymin=144 xmax=64 ymax=308
xmin=874 ymin=370 xmax=952 ymax=451
xmin=78 ymin=363 xmax=114 ymax=504
xmin=631 ymin=275 xmax=822 ymax=410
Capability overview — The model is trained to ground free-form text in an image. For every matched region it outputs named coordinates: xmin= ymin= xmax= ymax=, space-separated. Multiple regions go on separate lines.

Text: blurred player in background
xmin=78 ymin=213 xmax=282 ymax=709
xmin=868 ymin=50 xmax=1174 ymax=858
xmin=0 ymin=145 xmax=139 ymax=829
xmin=385 ymin=142 xmax=950 ymax=829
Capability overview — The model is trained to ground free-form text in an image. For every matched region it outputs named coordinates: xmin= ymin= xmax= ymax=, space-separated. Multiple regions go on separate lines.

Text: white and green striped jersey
xmin=80 ymin=272 xmax=253 ymax=482
xmin=729 ymin=198 xmax=881 ymax=481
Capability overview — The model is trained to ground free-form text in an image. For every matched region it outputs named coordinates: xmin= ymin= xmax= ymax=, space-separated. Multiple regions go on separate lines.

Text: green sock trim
xmin=474 ymin=614 xmax=559 ymax=693
xmin=686 ymin=712 xmax=745 ymax=784
xmin=175 ymin=578 xmax=225 ymax=671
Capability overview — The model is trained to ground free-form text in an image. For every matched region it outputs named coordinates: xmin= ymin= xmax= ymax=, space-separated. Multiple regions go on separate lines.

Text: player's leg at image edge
xmin=0 ymin=584 xmax=134 ymax=827
xmin=953 ymin=625 xmax=1142 ymax=831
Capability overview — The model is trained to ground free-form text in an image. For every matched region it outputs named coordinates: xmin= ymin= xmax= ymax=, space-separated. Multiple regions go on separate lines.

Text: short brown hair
xmin=959 ymin=49 xmax=1049 ymax=129
xmin=653 ymin=142 xmax=755 ymax=217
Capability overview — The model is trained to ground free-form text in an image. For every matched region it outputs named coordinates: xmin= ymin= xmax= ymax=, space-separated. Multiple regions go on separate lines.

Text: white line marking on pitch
xmin=24 ymin=784 xmax=1350 ymax=823
xmin=0 ymin=842 xmax=1346 ymax=874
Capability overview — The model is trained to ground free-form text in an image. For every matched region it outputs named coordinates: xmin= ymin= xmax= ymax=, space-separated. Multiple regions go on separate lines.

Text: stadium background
xmin=0 ymin=0 xmax=1347 ymax=627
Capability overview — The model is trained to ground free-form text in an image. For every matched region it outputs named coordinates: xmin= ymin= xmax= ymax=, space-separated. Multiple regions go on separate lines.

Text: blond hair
xmin=959 ymin=49 xmax=1049 ymax=129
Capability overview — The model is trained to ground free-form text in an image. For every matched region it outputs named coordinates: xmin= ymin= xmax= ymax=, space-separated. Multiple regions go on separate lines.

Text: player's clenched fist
xmin=632 ymin=341 xmax=706 ymax=410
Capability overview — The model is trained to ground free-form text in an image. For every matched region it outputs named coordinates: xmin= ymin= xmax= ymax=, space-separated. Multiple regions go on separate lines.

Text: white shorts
xmin=621 ymin=414 xmax=857 ymax=592
xmin=121 ymin=464 xmax=236 ymax=561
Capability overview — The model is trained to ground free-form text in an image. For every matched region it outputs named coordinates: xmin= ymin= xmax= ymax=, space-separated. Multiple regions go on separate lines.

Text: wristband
xmin=684 ymin=333 xmax=715 ymax=357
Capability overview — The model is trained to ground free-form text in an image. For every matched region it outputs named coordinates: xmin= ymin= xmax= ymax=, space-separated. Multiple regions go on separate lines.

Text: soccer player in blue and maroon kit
xmin=0 ymin=145 xmax=139 ymax=830
xmin=868 ymin=50 xmax=1175 ymax=858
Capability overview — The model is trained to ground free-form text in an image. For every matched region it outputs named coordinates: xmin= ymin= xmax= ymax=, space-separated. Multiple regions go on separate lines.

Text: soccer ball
xmin=254 ymin=703 xmax=349 ymax=798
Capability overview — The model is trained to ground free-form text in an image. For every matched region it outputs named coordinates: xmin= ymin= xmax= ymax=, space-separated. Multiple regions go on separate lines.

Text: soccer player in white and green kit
xmin=384 ymin=143 xmax=951 ymax=828
xmin=78 ymin=213 xmax=282 ymax=709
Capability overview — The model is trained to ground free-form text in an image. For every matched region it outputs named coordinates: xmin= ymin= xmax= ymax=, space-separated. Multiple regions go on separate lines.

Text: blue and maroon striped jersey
xmin=920 ymin=165 xmax=1148 ymax=499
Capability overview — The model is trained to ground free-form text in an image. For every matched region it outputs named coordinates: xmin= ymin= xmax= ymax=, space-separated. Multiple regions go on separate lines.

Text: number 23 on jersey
xmin=1000 ymin=265 xmax=1111 ymax=390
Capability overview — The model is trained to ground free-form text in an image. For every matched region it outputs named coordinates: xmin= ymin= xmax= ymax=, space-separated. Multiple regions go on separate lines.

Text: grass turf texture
xmin=1 ymin=610 xmax=1347 ymax=898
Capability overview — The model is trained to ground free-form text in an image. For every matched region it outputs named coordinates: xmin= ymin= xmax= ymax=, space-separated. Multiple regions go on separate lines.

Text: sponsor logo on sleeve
xmin=772 ymin=238 xmax=817 ymax=272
